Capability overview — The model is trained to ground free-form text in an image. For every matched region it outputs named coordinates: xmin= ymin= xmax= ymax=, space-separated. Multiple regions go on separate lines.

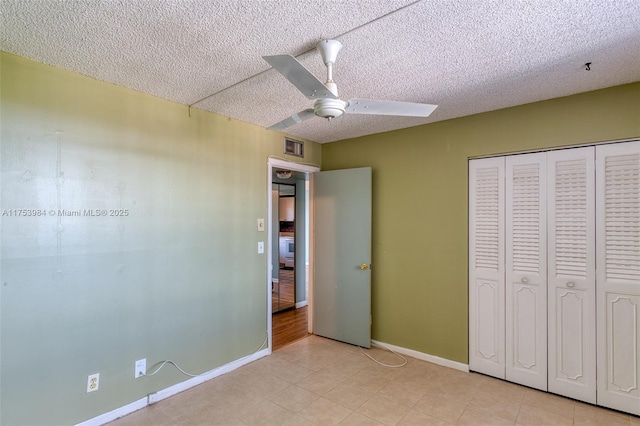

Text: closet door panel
xmin=596 ymin=141 xmax=640 ymax=416
xmin=506 ymin=153 xmax=547 ymax=390
xmin=547 ymin=147 xmax=596 ymax=403
xmin=469 ymin=157 xmax=506 ymax=378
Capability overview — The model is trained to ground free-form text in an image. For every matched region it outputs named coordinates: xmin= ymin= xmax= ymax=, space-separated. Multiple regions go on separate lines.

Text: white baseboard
xmin=147 ymin=348 xmax=269 ymax=404
xmin=295 ymin=300 xmax=307 ymax=309
xmin=371 ymin=340 xmax=469 ymax=372
xmin=76 ymin=348 xmax=269 ymax=426
xmin=76 ymin=397 xmax=148 ymax=426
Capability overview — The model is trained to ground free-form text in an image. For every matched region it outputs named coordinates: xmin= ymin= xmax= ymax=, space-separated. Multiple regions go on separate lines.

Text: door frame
xmin=267 ymin=158 xmax=320 ymax=352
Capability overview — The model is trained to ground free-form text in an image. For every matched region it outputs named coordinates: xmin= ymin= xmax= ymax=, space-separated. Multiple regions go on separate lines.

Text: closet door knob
xmin=360 ymin=263 xmax=368 ymax=270
xmin=521 ymin=277 xmax=529 ymax=284
xmin=567 ymin=282 xmax=575 ymax=288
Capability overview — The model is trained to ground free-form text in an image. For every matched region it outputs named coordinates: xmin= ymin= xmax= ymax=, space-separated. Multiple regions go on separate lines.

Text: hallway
xmin=273 ymin=306 xmax=309 ymax=351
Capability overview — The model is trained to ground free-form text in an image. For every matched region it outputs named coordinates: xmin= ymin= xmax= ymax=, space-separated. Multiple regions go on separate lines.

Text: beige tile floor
xmin=109 ymin=335 xmax=639 ymax=425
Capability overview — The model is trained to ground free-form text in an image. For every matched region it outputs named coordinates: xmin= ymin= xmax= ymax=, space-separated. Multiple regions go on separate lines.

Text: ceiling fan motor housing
xmin=314 ymin=98 xmax=347 ymax=119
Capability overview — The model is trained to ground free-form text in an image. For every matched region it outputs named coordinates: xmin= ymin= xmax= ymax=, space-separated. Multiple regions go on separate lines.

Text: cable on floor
xmin=360 ymin=342 xmax=407 ymax=368
xmin=143 ymin=331 xmax=269 ymax=378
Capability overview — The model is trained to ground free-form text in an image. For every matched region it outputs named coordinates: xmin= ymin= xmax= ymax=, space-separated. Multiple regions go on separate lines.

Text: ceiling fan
xmin=263 ymin=40 xmax=438 ymax=131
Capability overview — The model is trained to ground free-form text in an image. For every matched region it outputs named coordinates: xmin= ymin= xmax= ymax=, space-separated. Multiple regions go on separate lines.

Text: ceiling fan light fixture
xmin=276 ymin=170 xmax=292 ymax=179
xmin=314 ymin=98 xmax=346 ymax=119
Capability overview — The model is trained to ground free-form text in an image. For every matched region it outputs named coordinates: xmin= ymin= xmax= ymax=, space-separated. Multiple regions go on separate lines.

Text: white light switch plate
xmin=257 ymin=218 xmax=265 ymax=231
xmin=258 ymin=241 xmax=264 ymax=254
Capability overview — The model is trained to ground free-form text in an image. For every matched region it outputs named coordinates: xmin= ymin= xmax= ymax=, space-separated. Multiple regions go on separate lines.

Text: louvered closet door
xmin=547 ymin=147 xmax=596 ymax=403
xmin=596 ymin=141 xmax=640 ymax=416
xmin=469 ymin=157 xmax=506 ymax=378
xmin=506 ymin=153 xmax=547 ymax=390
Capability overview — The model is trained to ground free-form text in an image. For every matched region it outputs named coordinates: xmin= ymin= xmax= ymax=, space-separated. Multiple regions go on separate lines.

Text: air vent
xmin=284 ymin=138 xmax=304 ymax=158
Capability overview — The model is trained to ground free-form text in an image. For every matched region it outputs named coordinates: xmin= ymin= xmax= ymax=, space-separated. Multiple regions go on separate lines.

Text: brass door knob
xmin=360 ymin=263 xmax=368 ymax=270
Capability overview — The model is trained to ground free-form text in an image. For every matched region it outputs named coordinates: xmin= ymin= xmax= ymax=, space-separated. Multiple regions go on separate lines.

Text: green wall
xmin=322 ymin=82 xmax=640 ymax=364
xmin=0 ymin=52 xmax=321 ymax=425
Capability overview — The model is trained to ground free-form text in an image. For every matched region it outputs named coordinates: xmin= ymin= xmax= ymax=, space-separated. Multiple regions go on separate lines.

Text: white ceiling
xmin=1 ymin=0 xmax=639 ymax=143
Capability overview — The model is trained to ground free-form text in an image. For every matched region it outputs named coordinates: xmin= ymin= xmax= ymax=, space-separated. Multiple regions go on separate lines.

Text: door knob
xmin=360 ymin=263 xmax=368 ymax=270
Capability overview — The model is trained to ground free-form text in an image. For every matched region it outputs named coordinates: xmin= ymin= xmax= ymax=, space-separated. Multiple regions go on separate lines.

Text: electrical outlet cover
xmin=87 ymin=373 xmax=99 ymax=393
xmin=135 ymin=359 xmax=146 ymax=378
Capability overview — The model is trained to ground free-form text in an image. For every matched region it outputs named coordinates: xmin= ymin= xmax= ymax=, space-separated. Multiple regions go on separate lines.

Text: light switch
xmin=257 ymin=241 xmax=264 ymax=254
xmin=257 ymin=218 xmax=265 ymax=232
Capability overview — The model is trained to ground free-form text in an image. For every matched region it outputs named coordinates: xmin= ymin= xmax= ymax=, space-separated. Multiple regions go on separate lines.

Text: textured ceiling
xmin=1 ymin=0 xmax=639 ymax=143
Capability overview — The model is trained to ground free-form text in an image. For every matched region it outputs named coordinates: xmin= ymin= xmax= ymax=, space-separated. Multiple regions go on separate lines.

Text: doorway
xmin=272 ymin=182 xmax=296 ymax=313
xmin=267 ymin=159 xmax=373 ymax=351
xmin=267 ymin=159 xmax=319 ymax=352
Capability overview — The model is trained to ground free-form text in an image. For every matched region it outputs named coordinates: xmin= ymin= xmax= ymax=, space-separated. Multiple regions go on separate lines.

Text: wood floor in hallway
xmin=272 ymin=268 xmax=295 ymax=313
xmin=272 ymin=305 xmax=309 ymax=351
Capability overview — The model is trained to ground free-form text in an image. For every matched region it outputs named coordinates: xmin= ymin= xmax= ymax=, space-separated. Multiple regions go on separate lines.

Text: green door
xmin=314 ymin=167 xmax=372 ymax=348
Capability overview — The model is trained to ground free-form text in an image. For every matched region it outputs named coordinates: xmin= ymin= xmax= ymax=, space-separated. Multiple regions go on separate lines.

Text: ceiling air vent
xmin=284 ymin=138 xmax=304 ymax=158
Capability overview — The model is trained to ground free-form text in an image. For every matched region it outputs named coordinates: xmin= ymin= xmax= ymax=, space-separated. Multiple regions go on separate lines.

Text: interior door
xmin=505 ymin=153 xmax=548 ymax=391
xmin=314 ymin=167 xmax=372 ymax=348
xmin=547 ymin=147 xmax=596 ymax=403
xmin=469 ymin=157 xmax=506 ymax=379
xmin=596 ymin=141 xmax=640 ymax=416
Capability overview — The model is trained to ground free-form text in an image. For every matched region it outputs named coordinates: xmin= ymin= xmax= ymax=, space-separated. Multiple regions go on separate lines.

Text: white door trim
xmin=267 ymin=158 xmax=319 ymax=352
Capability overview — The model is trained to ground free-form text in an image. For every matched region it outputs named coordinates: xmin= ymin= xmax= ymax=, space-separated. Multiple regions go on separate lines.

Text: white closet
xmin=469 ymin=140 xmax=639 ymax=415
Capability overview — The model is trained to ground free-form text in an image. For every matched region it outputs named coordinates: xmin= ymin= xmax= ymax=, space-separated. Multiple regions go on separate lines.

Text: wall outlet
xmin=135 ymin=359 xmax=146 ymax=378
xmin=87 ymin=373 xmax=99 ymax=393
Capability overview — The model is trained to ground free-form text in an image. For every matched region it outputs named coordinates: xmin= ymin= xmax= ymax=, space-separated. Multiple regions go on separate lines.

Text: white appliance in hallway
xmin=279 ymin=235 xmax=294 ymax=268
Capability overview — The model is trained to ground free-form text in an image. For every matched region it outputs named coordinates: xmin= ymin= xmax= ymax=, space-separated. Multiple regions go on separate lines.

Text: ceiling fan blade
xmin=263 ymin=55 xmax=337 ymax=100
xmin=267 ymin=109 xmax=316 ymax=131
xmin=345 ymin=99 xmax=437 ymax=117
